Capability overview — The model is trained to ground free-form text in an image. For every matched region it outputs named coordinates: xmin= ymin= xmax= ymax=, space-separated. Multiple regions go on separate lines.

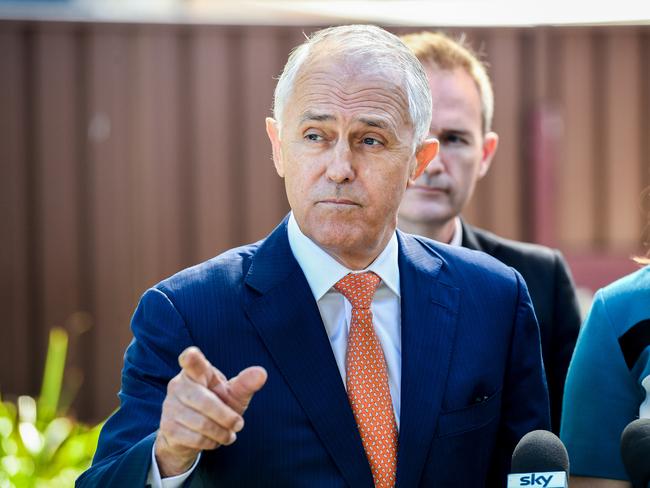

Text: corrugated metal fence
xmin=1 ymin=20 xmax=648 ymax=421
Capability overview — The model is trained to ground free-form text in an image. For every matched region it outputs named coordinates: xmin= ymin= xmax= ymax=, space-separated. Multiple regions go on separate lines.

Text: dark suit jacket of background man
xmin=461 ymin=221 xmax=581 ymax=434
xmin=77 ymin=217 xmax=550 ymax=487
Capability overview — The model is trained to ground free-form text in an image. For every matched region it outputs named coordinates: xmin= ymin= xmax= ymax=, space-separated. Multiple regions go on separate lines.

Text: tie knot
xmin=334 ymin=272 xmax=381 ymax=310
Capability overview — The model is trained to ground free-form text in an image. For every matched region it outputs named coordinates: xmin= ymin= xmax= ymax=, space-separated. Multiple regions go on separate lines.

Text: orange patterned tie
xmin=334 ymin=272 xmax=397 ymax=488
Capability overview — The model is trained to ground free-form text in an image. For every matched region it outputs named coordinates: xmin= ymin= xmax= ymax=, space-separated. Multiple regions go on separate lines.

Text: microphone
xmin=507 ymin=430 xmax=569 ymax=488
xmin=620 ymin=418 xmax=650 ymax=488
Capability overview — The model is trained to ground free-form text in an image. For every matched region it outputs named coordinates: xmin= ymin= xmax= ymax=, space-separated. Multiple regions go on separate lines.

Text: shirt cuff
xmin=147 ymin=445 xmax=201 ymax=488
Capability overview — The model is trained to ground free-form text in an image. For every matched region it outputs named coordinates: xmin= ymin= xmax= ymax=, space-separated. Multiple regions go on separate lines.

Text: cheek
xmin=367 ymin=165 xmax=410 ymax=209
xmin=443 ymin=150 xmax=479 ymax=180
xmin=283 ymin=162 xmax=323 ymax=208
xmin=285 ymin=173 xmax=309 ymax=203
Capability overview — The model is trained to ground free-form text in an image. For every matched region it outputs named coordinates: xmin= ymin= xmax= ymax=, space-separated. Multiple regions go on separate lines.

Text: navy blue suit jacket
xmin=77 ymin=218 xmax=550 ymax=487
xmin=461 ymin=221 xmax=580 ymax=434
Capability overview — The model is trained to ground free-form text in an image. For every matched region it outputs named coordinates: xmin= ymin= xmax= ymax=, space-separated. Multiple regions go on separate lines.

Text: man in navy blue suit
xmin=77 ymin=25 xmax=550 ymax=488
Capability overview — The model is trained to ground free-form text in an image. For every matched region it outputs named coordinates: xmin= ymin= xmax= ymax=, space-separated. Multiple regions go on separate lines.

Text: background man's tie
xmin=334 ymin=272 xmax=397 ymax=488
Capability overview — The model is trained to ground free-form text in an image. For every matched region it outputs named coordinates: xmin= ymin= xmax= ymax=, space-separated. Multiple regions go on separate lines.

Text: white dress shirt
xmin=287 ymin=212 xmax=402 ymax=424
xmin=148 ymin=212 xmax=402 ymax=487
xmin=448 ymin=217 xmax=463 ymax=247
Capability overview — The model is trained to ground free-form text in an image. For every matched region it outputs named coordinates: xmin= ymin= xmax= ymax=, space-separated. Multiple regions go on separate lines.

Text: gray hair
xmin=272 ymin=25 xmax=433 ymax=148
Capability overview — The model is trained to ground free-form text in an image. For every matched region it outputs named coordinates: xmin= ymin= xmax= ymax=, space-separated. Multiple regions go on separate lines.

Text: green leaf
xmin=0 ymin=327 xmax=103 ymax=485
xmin=41 ymin=418 xmax=72 ymax=463
xmin=16 ymin=398 xmax=35 ymax=426
xmin=18 ymin=423 xmax=43 ymax=457
xmin=0 ymin=419 xmax=13 ymax=440
xmin=37 ymin=329 xmax=68 ymax=424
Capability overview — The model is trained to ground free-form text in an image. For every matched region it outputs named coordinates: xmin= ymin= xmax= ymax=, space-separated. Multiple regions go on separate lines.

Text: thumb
xmin=178 ymin=346 xmax=225 ymax=389
xmin=213 ymin=366 xmax=267 ymax=414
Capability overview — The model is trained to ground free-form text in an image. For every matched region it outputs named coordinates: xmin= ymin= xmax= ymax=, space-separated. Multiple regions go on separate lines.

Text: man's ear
xmin=478 ymin=131 xmax=498 ymax=179
xmin=409 ymin=137 xmax=439 ymax=184
xmin=265 ymin=117 xmax=284 ymax=177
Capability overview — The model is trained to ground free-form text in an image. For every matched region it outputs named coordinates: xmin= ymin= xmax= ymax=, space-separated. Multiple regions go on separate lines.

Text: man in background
xmin=398 ymin=31 xmax=581 ymax=434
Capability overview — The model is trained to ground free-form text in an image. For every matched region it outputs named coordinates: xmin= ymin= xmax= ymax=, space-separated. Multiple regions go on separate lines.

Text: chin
xmin=400 ymin=203 xmax=451 ymax=224
xmin=309 ymin=221 xmax=362 ymax=246
xmin=314 ymin=222 xmax=387 ymax=259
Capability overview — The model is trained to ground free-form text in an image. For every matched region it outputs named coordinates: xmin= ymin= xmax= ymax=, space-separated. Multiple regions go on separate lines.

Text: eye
xmin=362 ymin=137 xmax=382 ymax=146
xmin=441 ymin=133 xmax=467 ymax=145
xmin=305 ymin=133 xmax=324 ymax=142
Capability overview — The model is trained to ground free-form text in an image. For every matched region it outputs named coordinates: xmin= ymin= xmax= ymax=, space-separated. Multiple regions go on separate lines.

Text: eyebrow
xmin=359 ymin=117 xmax=389 ymax=130
xmin=437 ymin=128 xmax=473 ymax=137
xmin=299 ymin=112 xmax=390 ymax=131
xmin=299 ymin=111 xmax=335 ymax=124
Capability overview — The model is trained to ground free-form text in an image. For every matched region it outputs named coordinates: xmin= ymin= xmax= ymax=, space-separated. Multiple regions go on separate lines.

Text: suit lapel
xmin=243 ymin=219 xmax=373 ymax=488
xmin=461 ymin=220 xmax=503 ymax=258
xmin=395 ymin=232 xmax=460 ymax=488
xmin=460 ymin=219 xmax=482 ymax=251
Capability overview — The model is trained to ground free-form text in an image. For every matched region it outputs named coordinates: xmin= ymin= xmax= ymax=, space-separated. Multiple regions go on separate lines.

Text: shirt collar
xmin=448 ymin=217 xmax=463 ymax=247
xmin=287 ymin=212 xmax=400 ymax=301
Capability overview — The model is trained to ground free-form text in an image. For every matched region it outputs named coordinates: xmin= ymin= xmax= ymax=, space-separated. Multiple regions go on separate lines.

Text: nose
xmin=424 ymin=151 xmax=444 ymax=176
xmin=326 ymin=140 xmax=355 ymax=184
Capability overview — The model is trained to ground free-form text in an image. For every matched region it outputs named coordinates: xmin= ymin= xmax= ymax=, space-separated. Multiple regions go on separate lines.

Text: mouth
xmin=409 ymin=184 xmax=448 ymax=194
xmin=317 ymin=199 xmax=361 ymax=207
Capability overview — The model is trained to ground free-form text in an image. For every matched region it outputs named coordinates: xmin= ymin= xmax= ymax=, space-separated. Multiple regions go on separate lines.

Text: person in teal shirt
xmin=561 ymin=263 xmax=650 ymax=488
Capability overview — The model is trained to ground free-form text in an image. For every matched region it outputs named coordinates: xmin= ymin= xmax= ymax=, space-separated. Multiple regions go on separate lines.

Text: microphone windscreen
xmin=511 ymin=430 xmax=569 ymax=473
xmin=620 ymin=418 xmax=650 ymax=486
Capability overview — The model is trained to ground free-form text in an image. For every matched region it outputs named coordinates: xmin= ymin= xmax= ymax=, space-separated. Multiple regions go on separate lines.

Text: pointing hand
xmin=154 ymin=347 xmax=267 ymax=477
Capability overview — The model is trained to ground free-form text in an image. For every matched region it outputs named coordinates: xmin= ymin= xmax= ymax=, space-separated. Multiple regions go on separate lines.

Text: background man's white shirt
xmin=448 ymin=217 xmax=463 ymax=247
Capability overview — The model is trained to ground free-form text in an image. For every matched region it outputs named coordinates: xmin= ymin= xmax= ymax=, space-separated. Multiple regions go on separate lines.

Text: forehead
xmin=286 ymin=56 xmax=411 ymax=130
xmin=425 ymin=66 xmax=482 ymax=129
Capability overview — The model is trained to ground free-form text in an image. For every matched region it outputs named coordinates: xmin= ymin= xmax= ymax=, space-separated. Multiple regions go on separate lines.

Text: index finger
xmin=178 ymin=346 xmax=226 ymax=390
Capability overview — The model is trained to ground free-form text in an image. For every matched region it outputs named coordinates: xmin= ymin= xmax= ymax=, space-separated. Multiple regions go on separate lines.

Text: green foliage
xmin=0 ymin=328 xmax=103 ymax=487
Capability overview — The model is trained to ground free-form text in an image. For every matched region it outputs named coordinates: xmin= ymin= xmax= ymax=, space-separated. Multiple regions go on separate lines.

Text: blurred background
xmin=1 ymin=0 xmax=649 ymax=425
